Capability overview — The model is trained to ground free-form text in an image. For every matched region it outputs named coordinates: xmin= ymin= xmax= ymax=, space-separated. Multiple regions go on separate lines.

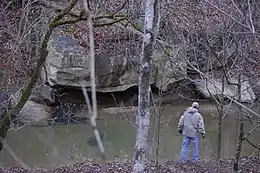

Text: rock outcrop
xmin=19 ymin=100 xmax=51 ymax=125
xmin=6 ymin=84 xmax=56 ymax=125
xmin=30 ymin=84 xmax=56 ymax=105
xmin=44 ymin=32 xmax=187 ymax=92
xmin=195 ymin=75 xmax=256 ymax=103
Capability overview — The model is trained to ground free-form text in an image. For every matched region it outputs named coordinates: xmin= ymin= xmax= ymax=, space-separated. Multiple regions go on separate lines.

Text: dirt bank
xmin=0 ymin=157 xmax=259 ymax=173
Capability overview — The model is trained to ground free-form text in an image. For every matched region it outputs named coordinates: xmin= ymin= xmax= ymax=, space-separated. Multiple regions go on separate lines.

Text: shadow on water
xmin=87 ymin=133 xmax=104 ymax=147
xmin=47 ymin=106 xmax=105 ymax=147
xmin=47 ymin=106 xmax=88 ymax=125
xmin=0 ymin=103 xmax=259 ymax=168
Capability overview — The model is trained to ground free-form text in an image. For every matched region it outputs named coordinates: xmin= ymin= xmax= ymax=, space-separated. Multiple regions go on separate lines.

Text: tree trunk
xmin=235 ymin=73 xmax=243 ymax=146
xmin=234 ymin=73 xmax=243 ymax=172
xmin=217 ymin=105 xmax=223 ymax=160
xmin=217 ymin=74 xmax=225 ymax=160
xmin=233 ymin=122 xmax=244 ymax=172
xmin=0 ymin=28 xmax=54 ymax=150
xmin=0 ymin=0 xmax=79 ymax=151
xmin=132 ymin=0 xmax=159 ymax=172
xmin=155 ymin=102 xmax=163 ymax=167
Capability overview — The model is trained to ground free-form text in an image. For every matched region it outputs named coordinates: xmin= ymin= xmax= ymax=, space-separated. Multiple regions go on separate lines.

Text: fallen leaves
xmin=0 ymin=156 xmax=260 ymax=173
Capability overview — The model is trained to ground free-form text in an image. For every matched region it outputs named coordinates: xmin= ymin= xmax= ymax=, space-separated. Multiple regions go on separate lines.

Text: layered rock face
xmin=44 ymin=33 xmax=90 ymax=88
xmin=195 ymin=75 xmax=256 ymax=103
xmin=5 ymin=30 xmax=258 ymax=126
xmin=44 ymin=32 xmax=187 ymax=93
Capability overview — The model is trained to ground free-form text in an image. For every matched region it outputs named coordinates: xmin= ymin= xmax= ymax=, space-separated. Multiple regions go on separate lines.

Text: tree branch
xmin=38 ymin=0 xmax=129 ymax=22
xmin=0 ymin=0 xmax=79 ymax=151
xmin=243 ymin=123 xmax=260 ymax=139
xmin=93 ymin=17 xmax=128 ymax=27
xmin=202 ymin=0 xmax=250 ymax=30
xmin=245 ymin=138 xmax=260 ymax=150
xmin=81 ymin=1 xmax=106 ymax=172
xmin=248 ymin=0 xmax=256 ymax=33
xmin=230 ymin=0 xmax=244 ymax=17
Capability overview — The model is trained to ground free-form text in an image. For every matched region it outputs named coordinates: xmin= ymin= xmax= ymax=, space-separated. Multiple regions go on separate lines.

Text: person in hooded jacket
xmin=178 ymin=102 xmax=205 ymax=163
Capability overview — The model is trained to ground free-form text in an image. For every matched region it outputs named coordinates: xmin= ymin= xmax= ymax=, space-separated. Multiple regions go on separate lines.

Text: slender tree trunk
xmin=217 ymin=107 xmax=223 ymax=160
xmin=82 ymin=1 xmax=106 ymax=172
xmin=217 ymin=74 xmax=225 ymax=160
xmin=235 ymin=74 xmax=242 ymax=141
xmin=132 ymin=0 xmax=159 ymax=172
xmin=234 ymin=73 xmax=243 ymax=172
xmin=155 ymin=102 xmax=162 ymax=166
xmin=234 ymin=122 xmax=244 ymax=172
xmin=235 ymin=73 xmax=243 ymax=143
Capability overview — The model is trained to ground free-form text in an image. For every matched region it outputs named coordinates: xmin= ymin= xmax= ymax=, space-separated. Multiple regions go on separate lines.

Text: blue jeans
xmin=180 ymin=135 xmax=198 ymax=163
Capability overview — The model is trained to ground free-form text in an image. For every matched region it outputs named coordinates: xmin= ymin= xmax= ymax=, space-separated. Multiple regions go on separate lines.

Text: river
xmin=0 ymin=102 xmax=259 ymax=168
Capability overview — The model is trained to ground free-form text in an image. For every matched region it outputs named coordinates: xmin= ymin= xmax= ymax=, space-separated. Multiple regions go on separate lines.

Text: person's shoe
xmin=191 ymin=159 xmax=198 ymax=163
xmin=180 ymin=160 xmax=187 ymax=164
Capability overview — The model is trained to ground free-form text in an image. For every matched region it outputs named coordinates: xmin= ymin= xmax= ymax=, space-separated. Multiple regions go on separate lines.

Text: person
xmin=177 ymin=102 xmax=205 ymax=163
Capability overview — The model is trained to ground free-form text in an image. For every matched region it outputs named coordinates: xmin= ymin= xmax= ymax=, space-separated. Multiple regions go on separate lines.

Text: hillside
xmin=0 ymin=0 xmax=260 ymax=99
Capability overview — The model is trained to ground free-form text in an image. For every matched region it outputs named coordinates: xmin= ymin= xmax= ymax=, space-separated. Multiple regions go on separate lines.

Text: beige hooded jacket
xmin=178 ymin=107 xmax=205 ymax=137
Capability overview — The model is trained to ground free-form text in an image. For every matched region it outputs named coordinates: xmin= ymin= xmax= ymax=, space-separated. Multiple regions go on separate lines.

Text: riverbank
xmin=1 ymin=157 xmax=259 ymax=173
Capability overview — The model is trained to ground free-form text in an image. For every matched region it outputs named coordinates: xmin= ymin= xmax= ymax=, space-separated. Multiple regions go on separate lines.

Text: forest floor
xmin=0 ymin=156 xmax=259 ymax=173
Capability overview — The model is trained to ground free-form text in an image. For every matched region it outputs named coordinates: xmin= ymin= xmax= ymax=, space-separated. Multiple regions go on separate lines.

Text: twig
xmin=202 ymin=0 xmax=250 ymax=30
xmin=230 ymin=0 xmax=244 ymax=17
xmin=243 ymin=123 xmax=260 ymax=139
xmin=0 ymin=1 xmax=12 ymax=15
xmin=110 ymin=94 xmax=135 ymax=128
xmin=111 ymin=0 xmax=128 ymax=16
xmin=222 ymin=99 xmax=233 ymax=120
xmin=245 ymin=138 xmax=260 ymax=150
xmin=248 ymin=0 xmax=256 ymax=33
xmin=38 ymin=0 xmax=129 ymax=23
xmin=93 ymin=17 xmax=128 ymax=27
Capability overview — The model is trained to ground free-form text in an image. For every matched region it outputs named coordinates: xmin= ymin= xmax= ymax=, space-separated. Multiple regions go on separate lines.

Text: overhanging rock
xmin=43 ymin=32 xmax=187 ymax=92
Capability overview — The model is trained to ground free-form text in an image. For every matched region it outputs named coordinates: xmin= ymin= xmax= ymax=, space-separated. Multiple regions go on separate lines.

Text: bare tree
xmin=0 ymin=0 xmax=132 ymax=150
xmin=132 ymin=0 xmax=159 ymax=172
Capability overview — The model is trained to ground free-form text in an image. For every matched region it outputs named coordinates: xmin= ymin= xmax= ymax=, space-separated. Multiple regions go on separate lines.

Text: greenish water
xmin=0 ymin=103 xmax=259 ymax=168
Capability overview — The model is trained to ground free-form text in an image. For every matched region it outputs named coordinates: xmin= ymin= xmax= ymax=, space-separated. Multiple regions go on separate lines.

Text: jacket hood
xmin=186 ymin=107 xmax=198 ymax=114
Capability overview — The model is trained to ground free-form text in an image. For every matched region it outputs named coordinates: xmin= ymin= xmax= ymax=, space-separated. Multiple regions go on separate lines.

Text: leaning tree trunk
xmin=132 ymin=0 xmax=159 ymax=172
xmin=0 ymin=0 xmax=79 ymax=150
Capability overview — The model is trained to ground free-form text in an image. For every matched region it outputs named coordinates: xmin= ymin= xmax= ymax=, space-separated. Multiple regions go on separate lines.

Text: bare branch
xmin=244 ymin=123 xmax=260 ymax=139
xmin=93 ymin=17 xmax=128 ymax=27
xmin=245 ymin=138 xmax=260 ymax=150
xmin=82 ymin=0 xmax=106 ymax=167
xmin=230 ymin=0 xmax=244 ymax=17
xmin=110 ymin=94 xmax=135 ymax=128
xmin=202 ymin=0 xmax=250 ymax=30
xmin=0 ymin=0 xmax=79 ymax=151
xmin=111 ymin=0 xmax=129 ymax=16
xmin=248 ymin=0 xmax=256 ymax=33
xmin=187 ymin=62 xmax=260 ymax=119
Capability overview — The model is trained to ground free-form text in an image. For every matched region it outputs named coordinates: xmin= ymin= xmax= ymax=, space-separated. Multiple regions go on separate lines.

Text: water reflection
xmin=0 ymin=103 xmax=259 ymax=168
